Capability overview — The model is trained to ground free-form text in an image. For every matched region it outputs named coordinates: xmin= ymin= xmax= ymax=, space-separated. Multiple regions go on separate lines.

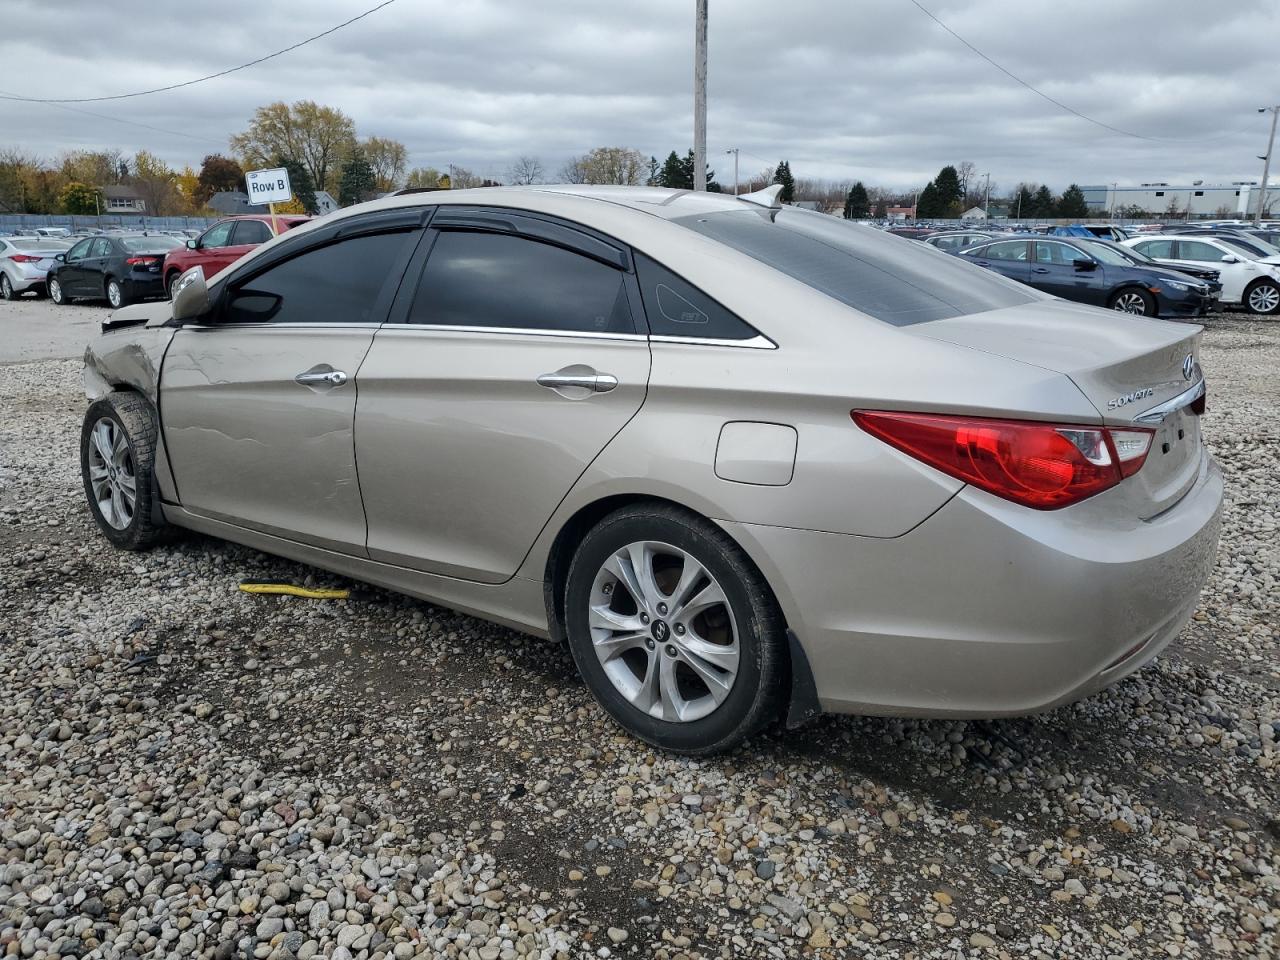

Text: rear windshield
xmin=8 ymin=238 xmax=68 ymax=250
xmin=673 ymin=208 xmax=1038 ymax=325
xmin=121 ymin=236 xmax=182 ymax=253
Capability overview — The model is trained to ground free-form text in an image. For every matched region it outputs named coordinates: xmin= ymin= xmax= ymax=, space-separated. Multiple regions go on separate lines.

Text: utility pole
xmin=982 ymin=172 xmax=990 ymax=218
xmin=1109 ymin=182 xmax=1118 ymax=219
xmin=726 ymin=148 xmax=739 ymax=195
xmin=693 ymin=0 xmax=708 ymax=191
xmin=1255 ymin=105 xmax=1278 ymax=225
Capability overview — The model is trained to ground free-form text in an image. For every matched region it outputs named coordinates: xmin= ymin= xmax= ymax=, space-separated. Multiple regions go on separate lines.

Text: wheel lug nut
xmin=665 ymin=645 xmax=677 ymax=657
xmin=657 ymin=602 xmax=668 ymax=615
xmin=602 ymin=583 xmax=612 ymax=596
xmin=640 ymin=613 xmax=649 ymax=624
xmin=674 ymin=624 xmax=685 ymax=635
xmin=645 ymin=639 xmax=654 ymax=650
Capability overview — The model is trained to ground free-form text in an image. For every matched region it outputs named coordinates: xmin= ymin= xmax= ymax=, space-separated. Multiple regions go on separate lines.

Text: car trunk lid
xmin=910 ymin=299 xmax=1205 ymax=518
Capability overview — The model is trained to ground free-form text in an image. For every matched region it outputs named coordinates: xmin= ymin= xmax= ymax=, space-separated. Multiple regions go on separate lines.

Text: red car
xmin=161 ymin=214 xmax=311 ymax=296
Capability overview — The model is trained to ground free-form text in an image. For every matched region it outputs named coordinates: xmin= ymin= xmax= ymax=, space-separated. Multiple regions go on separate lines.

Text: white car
xmin=0 ymin=236 xmax=70 ymax=300
xmin=1122 ymin=234 xmax=1280 ymax=315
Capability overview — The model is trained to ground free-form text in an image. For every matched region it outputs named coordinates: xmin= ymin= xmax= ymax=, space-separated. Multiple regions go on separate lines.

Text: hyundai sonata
xmin=80 ymin=184 xmax=1222 ymax=754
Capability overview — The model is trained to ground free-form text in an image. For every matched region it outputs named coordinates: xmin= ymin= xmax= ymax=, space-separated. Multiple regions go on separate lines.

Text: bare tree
xmin=560 ymin=147 xmax=646 ymax=186
xmin=448 ymin=167 xmax=483 ymax=189
xmin=362 ymin=136 xmax=408 ymax=191
xmin=955 ymin=160 xmax=977 ymax=200
xmin=508 ymin=155 xmax=545 ymax=185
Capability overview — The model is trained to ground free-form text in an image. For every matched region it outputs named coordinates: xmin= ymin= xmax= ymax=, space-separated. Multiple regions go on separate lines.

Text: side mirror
xmin=1073 ymin=259 xmax=1097 ymax=271
xmin=171 ymin=267 xmax=210 ymax=321
xmin=55 ymin=253 xmax=66 ymax=262
xmin=186 ymin=239 xmax=197 ymax=250
xmin=1220 ymin=254 xmax=1238 ymax=263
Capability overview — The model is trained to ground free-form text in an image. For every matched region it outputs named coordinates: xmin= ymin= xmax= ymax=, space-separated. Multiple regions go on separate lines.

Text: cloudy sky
xmin=1 ymin=0 xmax=1276 ymax=193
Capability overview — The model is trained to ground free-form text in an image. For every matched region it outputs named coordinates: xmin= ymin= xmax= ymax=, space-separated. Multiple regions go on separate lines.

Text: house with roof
xmin=101 ymin=185 xmax=147 ymax=213
xmin=206 ymin=191 xmax=269 ymax=216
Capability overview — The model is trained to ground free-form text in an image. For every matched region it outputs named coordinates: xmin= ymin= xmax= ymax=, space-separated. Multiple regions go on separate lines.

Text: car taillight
xmin=9 ymin=254 xmax=41 ymax=263
xmin=852 ymin=411 xmax=1154 ymax=509
xmin=126 ymin=256 xmax=159 ymax=266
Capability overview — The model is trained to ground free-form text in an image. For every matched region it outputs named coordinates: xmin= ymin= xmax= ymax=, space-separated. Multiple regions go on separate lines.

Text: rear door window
xmin=1134 ymin=239 xmax=1173 ymax=258
xmin=983 ymin=240 xmax=1029 ymax=261
xmin=406 ymin=230 xmax=634 ymax=334
xmin=1177 ymin=240 xmax=1224 ymax=262
xmin=232 ymin=220 xmax=273 ymax=245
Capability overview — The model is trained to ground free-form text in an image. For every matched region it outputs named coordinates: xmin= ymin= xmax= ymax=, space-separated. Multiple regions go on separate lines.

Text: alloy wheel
xmin=86 ymin=417 xmax=136 ymax=530
xmin=1247 ymin=283 xmax=1279 ymax=314
xmin=1113 ymin=292 xmax=1148 ymax=314
xmin=107 ymin=281 xmax=123 ymax=308
xmin=588 ymin=540 xmax=740 ymax=723
xmin=49 ymin=279 xmax=63 ymax=304
xmin=0 ymin=274 xmax=12 ymax=300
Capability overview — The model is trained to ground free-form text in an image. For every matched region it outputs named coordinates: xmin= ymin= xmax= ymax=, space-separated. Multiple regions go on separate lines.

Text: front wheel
xmin=49 ymin=277 xmax=67 ymax=305
xmin=1109 ymin=287 xmax=1156 ymax=316
xmin=564 ymin=503 xmax=786 ymax=755
xmin=1244 ymin=279 xmax=1280 ymax=315
xmin=166 ymin=271 xmax=181 ymax=299
xmin=0 ymin=274 xmax=14 ymax=300
xmin=80 ymin=393 xmax=168 ymax=550
xmin=106 ymin=277 xmax=128 ymax=309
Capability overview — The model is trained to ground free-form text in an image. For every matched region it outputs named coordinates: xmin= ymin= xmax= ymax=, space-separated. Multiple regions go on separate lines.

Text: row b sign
xmin=245 ymin=167 xmax=293 ymax=205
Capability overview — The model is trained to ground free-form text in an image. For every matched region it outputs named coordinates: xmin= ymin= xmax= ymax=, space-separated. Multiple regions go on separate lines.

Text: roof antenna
xmin=739 ymin=183 xmax=784 ymax=210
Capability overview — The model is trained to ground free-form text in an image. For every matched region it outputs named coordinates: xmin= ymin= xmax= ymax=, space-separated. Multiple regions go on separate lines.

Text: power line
xmin=0 ymin=0 xmax=399 ymax=104
xmin=0 ymin=90 xmax=228 ymax=146
xmin=905 ymin=0 xmax=1253 ymax=144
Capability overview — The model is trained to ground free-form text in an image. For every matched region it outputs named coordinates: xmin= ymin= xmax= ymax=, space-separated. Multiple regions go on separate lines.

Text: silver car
xmin=0 ymin=236 xmax=70 ymax=299
xmin=80 ymin=185 xmax=1223 ymax=754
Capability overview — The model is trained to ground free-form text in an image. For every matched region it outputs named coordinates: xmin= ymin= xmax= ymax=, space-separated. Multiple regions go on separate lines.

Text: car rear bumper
xmin=124 ymin=273 xmax=166 ymax=299
xmin=719 ymin=450 xmax=1223 ymax=718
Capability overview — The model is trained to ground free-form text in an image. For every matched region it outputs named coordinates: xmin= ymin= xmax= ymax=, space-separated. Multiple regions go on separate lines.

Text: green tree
xmin=1057 ymin=183 xmax=1089 ymax=219
xmin=772 ymin=160 xmax=795 ymax=203
xmin=405 ymin=167 xmax=445 ymax=189
xmin=59 ymin=181 xmax=100 ymax=215
xmin=659 ymin=150 xmax=689 ymax=189
xmin=645 ymin=155 xmax=659 ymax=186
xmin=230 ymin=100 xmax=357 ymax=194
xmin=1030 ymin=185 xmax=1057 ymax=218
xmin=195 ymin=154 xmax=243 ymax=205
xmin=273 ymin=155 xmax=318 ymax=214
xmin=1012 ymin=183 xmax=1036 ymax=219
xmin=337 ymin=149 xmax=376 ymax=206
xmin=932 ymin=165 xmax=963 ymax=216
xmin=915 ymin=181 xmax=939 ymax=218
xmin=674 ymin=149 xmax=719 ymax=192
xmin=843 ymin=181 xmax=870 ymax=219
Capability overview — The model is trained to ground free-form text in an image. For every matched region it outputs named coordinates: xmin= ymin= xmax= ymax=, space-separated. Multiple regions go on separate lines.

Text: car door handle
xmin=537 ymin=370 xmax=618 ymax=394
xmin=295 ymin=368 xmax=348 ymax=387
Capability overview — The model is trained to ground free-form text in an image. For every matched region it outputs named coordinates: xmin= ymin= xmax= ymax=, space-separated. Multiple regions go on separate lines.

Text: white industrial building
xmin=1082 ymin=180 xmax=1278 ymax=218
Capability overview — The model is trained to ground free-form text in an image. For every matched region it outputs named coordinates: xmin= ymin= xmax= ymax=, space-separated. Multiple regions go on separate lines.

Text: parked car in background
xmin=961 ymin=235 xmax=1216 ymax=316
xmin=48 ymin=233 xmax=183 ymax=308
xmin=923 ymin=230 xmax=997 ymax=253
xmin=79 ymin=185 xmax=1222 ymax=754
xmin=1088 ymin=238 xmax=1224 ymax=297
xmin=0 ymin=236 xmax=70 ymax=300
xmin=161 ymin=215 xmax=311 ymax=297
xmin=1123 ymin=235 xmax=1280 ymax=315
xmin=884 ymin=226 xmax=934 ymax=240
xmin=33 ymin=227 xmax=71 ymax=239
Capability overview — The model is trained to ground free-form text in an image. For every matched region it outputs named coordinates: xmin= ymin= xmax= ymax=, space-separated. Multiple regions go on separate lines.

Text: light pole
xmin=725 ymin=148 xmax=739 ymax=195
xmin=1109 ymin=182 xmax=1118 ymax=219
xmin=1255 ymin=105 xmax=1278 ymax=225
xmin=982 ymin=172 xmax=990 ymax=218
xmin=693 ymin=0 xmax=708 ymax=191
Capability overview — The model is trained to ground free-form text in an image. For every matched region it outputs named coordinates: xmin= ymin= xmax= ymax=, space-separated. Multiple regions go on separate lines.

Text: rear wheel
xmin=564 ymin=503 xmax=786 ymax=755
xmin=80 ymin=393 xmax=167 ymax=551
xmin=105 ymin=277 xmax=128 ymax=309
xmin=1244 ymin=279 xmax=1280 ymax=315
xmin=48 ymin=277 xmax=66 ymax=304
xmin=0 ymin=274 xmax=14 ymax=300
xmin=1109 ymin=287 xmax=1155 ymax=316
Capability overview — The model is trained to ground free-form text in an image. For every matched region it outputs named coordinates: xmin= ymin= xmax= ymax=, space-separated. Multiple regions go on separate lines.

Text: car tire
xmin=1109 ymin=287 xmax=1156 ymax=316
xmin=0 ymin=274 xmax=14 ymax=301
xmin=106 ymin=277 xmax=128 ymax=309
xmin=1244 ymin=279 xmax=1280 ymax=315
xmin=48 ymin=277 xmax=67 ymax=305
xmin=166 ymin=271 xmax=181 ymax=299
xmin=80 ymin=393 xmax=168 ymax=551
xmin=563 ymin=503 xmax=786 ymax=755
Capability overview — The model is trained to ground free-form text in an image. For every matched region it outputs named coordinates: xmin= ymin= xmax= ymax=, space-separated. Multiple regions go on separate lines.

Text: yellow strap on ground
xmin=238 ymin=582 xmax=351 ymax=600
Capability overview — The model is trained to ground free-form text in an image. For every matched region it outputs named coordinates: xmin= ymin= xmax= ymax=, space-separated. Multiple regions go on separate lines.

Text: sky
xmin=1 ymin=0 xmax=1277 ymax=194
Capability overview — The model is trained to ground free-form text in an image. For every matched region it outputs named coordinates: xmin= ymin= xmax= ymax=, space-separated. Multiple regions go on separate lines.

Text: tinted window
xmin=67 ymin=239 xmax=92 ymax=260
xmin=408 ymin=230 xmax=634 ymax=334
xmin=633 ymin=252 xmax=758 ymax=340
xmin=1034 ymin=241 xmax=1084 ymax=265
xmin=983 ymin=240 xmax=1029 ymax=261
xmin=224 ymin=232 xmax=409 ymax=325
xmin=1134 ymin=239 xmax=1173 ymax=258
xmin=233 ymin=220 xmax=273 ymax=245
xmin=676 ymin=209 xmax=1036 ymax=326
xmin=202 ymin=222 xmax=235 ymax=248
xmin=90 ymin=238 xmax=113 ymax=258
xmin=1178 ymin=240 xmax=1224 ymax=262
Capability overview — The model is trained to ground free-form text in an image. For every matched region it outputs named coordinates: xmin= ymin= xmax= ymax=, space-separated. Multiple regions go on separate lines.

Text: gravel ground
xmin=1 ymin=313 xmax=1277 ymax=960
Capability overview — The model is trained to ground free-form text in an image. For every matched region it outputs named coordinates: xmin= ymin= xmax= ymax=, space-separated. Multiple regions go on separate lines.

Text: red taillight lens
xmin=9 ymin=254 xmax=41 ymax=263
xmin=852 ymin=411 xmax=1153 ymax=509
xmin=125 ymin=256 xmax=159 ymax=266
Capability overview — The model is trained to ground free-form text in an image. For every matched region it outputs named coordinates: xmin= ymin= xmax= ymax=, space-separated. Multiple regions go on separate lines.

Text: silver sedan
xmin=0 ymin=236 xmax=70 ymax=299
xmin=79 ymin=185 xmax=1223 ymax=754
